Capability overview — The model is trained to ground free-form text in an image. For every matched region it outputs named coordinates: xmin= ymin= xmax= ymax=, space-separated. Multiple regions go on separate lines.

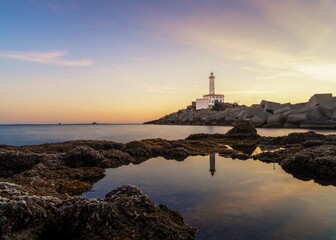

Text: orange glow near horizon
xmin=1 ymin=0 xmax=336 ymax=123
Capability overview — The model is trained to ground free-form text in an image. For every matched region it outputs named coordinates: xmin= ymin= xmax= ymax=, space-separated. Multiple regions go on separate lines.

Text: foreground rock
xmin=0 ymin=183 xmax=196 ymax=240
xmin=280 ymin=145 xmax=336 ymax=185
xmin=225 ymin=121 xmax=260 ymax=139
xmin=2 ymin=124 xmax=336 ymax=238
xmin=145 ymin=94 xmax=336 ymax=129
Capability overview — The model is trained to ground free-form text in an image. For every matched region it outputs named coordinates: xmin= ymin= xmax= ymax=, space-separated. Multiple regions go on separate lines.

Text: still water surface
xmin=0 ymin=124 xmax=335 ymax=146
xmin=84 ymin=155 xmax=336 ymax=240
xmin=1 ymin=124 xmax=336 ymax=238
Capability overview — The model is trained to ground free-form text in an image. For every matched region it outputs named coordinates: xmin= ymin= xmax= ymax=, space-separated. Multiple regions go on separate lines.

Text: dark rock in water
xmin=64 ymin=146 xmax=105 ymax=168
xmin=4 ymin=132 xmax=336 ymax=238
xmin=280 ymin=145 xmax=336 ymax=185
xmin=231 ymin=153 xmax=250 ymax=160
xmin=186 ymin=133 xmax=226 ymax=140
xmin=0 ymin=150 xmax=46 ymax=177
xmin=69 ymin=140 xmax=125 ymax=151
xmin=253 ymin=151 xmax=285 ymax=163
xmin=124 ymin=141 xmax=153 ymax=158
xmin=160 ymin=146 xmax=189 ymax=161
xmin=226 ymin=121 xmax=257 ymax=135
xmin=225 ymin=121 xmax=260 ymax=139
xmin=302 ymin=140 xmax=325 ymax=148
xmin=230 ymin=143 xmax=257 ymax=155
xmin=99 ymin=149 xmax=135 ymax=168
xmin=0 ymin=183 xmax=196 ymax=240
xmin=281 ymin=131 xmax=326 ymax=145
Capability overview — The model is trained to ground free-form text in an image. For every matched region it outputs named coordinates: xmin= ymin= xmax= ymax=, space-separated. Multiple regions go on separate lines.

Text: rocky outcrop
xmin=3 ymin=128 xmax=336 ymax=238
xmin=0 ymin=183 xmax=196 ymax=240
xmin=225 ymin=121 xmax=260 ymax=139
xmin=0 ymin=150 xmax=47 ymax=177
xmin=280 ymin=131 xmax=326 ymax=145
xmin=64 ymin=146 xmax=105 ymax=168
xmin=145 ymin=94 xmax=336 ymax=129
xmin=280 ymin=145 xmax=336 ymax=185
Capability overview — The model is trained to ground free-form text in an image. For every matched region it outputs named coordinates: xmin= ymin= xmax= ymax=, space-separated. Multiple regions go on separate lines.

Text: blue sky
xmin=1 ymin=0 xmax=336 ymax=123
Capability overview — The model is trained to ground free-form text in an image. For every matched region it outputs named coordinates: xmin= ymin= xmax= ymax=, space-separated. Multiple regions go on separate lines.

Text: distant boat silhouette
xmin=92 ymin=122 xmax=98 ymax=125
xmin=58 ymin=123 xmax=61 ymax=125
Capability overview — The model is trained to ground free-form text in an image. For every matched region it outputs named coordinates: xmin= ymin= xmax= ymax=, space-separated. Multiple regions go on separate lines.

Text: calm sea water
xmin=0 ymin=124 xmax=335 ymax=146
xmin=1 ymin=124 xmax=336 ymax=239
xmin=84 ymin=155 xmax=336 ymax=240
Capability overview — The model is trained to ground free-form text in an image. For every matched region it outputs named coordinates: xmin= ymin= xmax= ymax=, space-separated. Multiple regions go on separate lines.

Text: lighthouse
xmin=209 ymin=72 xmax=215 ymax=94
xmin=195 ymin=72 xmax=224 ymax=110
xmin=209 ymin=153 xmax=216 ymax=177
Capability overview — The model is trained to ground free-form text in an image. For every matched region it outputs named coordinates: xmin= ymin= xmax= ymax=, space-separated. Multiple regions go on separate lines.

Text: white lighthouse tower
xmin=209 ymin=72 xmax=215 ymax=95
xmin=195 ymin=72 xmax=224 ymax=110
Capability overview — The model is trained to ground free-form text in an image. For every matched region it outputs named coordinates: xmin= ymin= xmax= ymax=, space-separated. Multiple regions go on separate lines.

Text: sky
xmin=1 ymin=0 xmax=336 ymax=123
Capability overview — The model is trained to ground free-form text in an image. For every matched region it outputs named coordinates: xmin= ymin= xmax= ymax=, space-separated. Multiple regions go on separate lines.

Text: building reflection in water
xmin=208 ymin=152 xmax=276 ymax=177
xmin=209 ymin=153 xmax=216 ymax=177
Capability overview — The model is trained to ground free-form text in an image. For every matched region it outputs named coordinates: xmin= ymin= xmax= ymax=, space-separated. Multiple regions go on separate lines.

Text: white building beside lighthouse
xmin=196 ymin=72 xmax=224 ymax=110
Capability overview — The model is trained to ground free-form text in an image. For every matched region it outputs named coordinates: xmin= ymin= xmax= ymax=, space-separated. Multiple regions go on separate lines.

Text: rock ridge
xmin=145 ymin=94 xmax=336 ymax=129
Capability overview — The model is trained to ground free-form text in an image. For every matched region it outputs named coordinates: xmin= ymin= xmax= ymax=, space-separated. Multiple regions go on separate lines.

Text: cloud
xmin=142 ymin=0 xmax=336 ymax=82
xmin=299 ymin=64 xmax=336 ymax=82
xmin=0 ymin=50 xmax=92 ymax=67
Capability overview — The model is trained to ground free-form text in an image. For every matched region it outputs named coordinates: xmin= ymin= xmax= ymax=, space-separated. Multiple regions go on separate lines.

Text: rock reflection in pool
xmin=83 ymin=155 xmax=336 ymax=240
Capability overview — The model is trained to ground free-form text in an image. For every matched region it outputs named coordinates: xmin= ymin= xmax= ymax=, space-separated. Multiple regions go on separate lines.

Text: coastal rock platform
xmin=0 ymin=183 xmax=196 ymax=240
xmin=145 ymin=94 xmax=336 ymax=129
xmin=1 ymin=122 xmax=336 ymax=239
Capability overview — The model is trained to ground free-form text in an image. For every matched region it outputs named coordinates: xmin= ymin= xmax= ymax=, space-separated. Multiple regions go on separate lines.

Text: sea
xmin=1 ymin=124 xmax=336 ymax=239
xmin=0 ymin=123 xmax=335 ymax=146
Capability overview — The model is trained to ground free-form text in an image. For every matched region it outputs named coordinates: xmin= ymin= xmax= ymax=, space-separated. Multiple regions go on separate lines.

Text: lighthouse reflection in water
xmin=84 ymin=154 xmax=336 ymax=240
xmin=209 ymin=153 xmax=216 ymax=177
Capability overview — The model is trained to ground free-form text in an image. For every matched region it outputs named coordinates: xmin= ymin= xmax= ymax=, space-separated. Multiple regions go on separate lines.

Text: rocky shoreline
xmin=1 ymin=121 xmax=336 ymax=239
xmin=145 ymin=94 xmax=336 ymax=129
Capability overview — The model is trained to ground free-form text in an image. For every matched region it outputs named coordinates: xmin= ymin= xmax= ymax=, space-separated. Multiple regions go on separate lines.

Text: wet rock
xmin=64 ymin=146 xmax=105 ymax=168
xmin=0 ymin=182 xmax=61 ymax=239
xmin=253 ymin=151 xmax=285 ymax=163
xmin=225 ymin=121 xmax=260 ymax=139
xmin=280 ymin=145 xmax=336 ymax=185
xmin=281 ymin=131 xmax=326 ymax=145
xmin=0 ymin=184 xmax=197 ymax=240
xmin=0 ymin=150 xmax=46 ymax=177
xmin=302 ymin=140 xmax=325 ymax=148
xmin=99 ymin=149 xmax=134 ymax=168
xmin=125 ymin=141 xmax=152 ymax=158
xmin=73 ymin=140 xmax=125 ymax=151
xmin=226 ymin=121 xmax=257 ymax=135
xmin=230 ymin=144 xmax=257 ymax=155
xmin=231 ymin=153 xmax=249 ymax=160
xmin=186 ymin=133 xmax=226 ymax=140
xmin=161 ymin=146 xmax=189 ymax=160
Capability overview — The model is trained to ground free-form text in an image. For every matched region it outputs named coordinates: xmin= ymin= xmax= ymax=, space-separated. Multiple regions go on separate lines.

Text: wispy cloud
xmin=143 ymin=0 xmax=336 ymax=82
xmin=0 ymin=50 xmax=92 ymax=67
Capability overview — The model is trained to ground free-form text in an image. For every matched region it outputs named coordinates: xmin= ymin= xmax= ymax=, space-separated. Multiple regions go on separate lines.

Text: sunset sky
xmin=1 ymin=0 xmax=336 ymax=123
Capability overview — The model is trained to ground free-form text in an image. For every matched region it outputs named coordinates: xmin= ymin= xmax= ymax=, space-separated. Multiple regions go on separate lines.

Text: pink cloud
xmin=0 ymin=50 xmax=92 ymax=67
